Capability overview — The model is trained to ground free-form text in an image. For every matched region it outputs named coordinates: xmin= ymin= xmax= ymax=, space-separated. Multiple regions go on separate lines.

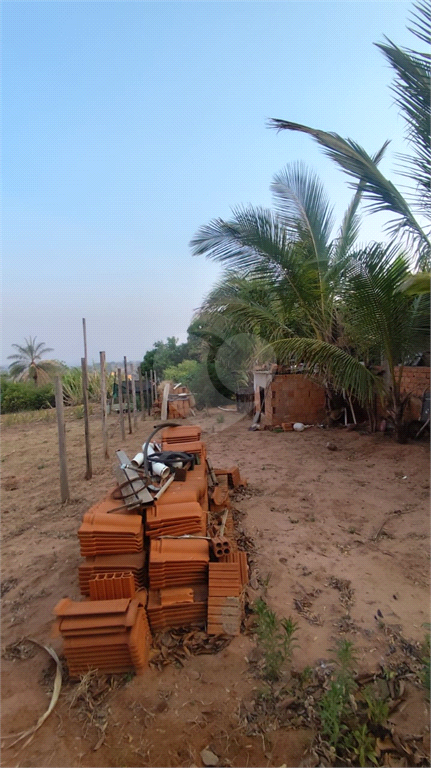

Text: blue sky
xmin=2 ymin=0 xmax=415 ymax=366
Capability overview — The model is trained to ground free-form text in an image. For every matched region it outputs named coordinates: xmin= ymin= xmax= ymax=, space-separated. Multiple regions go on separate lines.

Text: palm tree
xmin=269 ymin=1 xmax=430 ymax=269
xmin=191 ymin=165 xmax=429 ymax=438
xmin=191 ymin=163 xmax=381 ymax=406
xmin=7 ymin=336 xmax=59 ymax=385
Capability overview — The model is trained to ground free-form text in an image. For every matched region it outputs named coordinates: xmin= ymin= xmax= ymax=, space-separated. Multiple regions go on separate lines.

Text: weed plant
xmin=253 ymin=598 xmax=298 ymax=681
xmin=422 ymin=623 xmax=430 ymax=701
xmin=318 ymin=640 xmax=389 ymax=766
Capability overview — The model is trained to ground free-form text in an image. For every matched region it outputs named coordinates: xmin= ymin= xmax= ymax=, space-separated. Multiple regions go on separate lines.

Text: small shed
xmin=253 ymin=367 xmax=326 ymax=427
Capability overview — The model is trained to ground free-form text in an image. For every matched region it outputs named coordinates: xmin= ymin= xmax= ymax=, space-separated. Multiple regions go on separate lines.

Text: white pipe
xmin=131 ymin=452 xmax=144 ymax=467
xmin=150 ymin=462 xmax=170 ymax=480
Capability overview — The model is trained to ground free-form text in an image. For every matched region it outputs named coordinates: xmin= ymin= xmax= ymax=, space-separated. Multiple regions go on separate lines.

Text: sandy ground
xmin=1 ymin=407 xmax=429 ymax=767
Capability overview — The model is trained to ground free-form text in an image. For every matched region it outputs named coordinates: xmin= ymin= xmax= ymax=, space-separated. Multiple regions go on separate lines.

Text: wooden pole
xmin=100 ymin=351 xmax=109 ymax=459
xmin=138 ymin=367 xmax=145 ymax=421
xmin=82 ymin=318 xmax=88 ymax=362
xmin=81 ymin=357 xmax=92 ymax=479
xmin=152 ymin=369 xmax=157 ymax=404
xmin=55 ymin=376 xmax=70 ymax=502
xmin=145 ymin=371 xmax=151 ymax=414
xmin=117 ymin=367 xmax=126 ymax=440
xmin=124 ymin=356 xmax=132 ymax=434
xmin=131 ymin=365 xmax=138 ymax=430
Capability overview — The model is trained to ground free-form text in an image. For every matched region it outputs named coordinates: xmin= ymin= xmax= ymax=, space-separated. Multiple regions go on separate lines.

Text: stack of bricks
xmin=53 ymin=424 xmax=249 ymax=677
xmin=207 ymin=561 xmax=244 ymax=636
xmin=396 ymin=366 xmax=430 ymax=420
xmin=79 ymin=552 xmax=146 ymax=596
xmin=263 ymin=373 xmax=326 ymax=427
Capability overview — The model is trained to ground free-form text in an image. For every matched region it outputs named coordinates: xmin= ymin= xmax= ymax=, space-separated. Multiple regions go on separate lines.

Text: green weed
xmin=350 ymin=724 xmax=379 ymax=767
xmin=216 ymin=414 xmax=225 ymax=423
xmin=362 ymin=685 xmax=389 ymax=725
xmin=319 ymin=640 xmax=358 ymax=750
xmin=422 ymin=623 xmax=430 ymax=701
xmin=253 ymin=598 xmax=299 ymax=681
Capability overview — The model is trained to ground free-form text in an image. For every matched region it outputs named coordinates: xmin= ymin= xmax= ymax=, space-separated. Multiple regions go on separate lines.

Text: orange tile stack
xmin=78 ymin=511 xmax=143 ymax=557
xmin=53 ymin=423 xmax=249 ymax=676
xmin=149 ymin=539 xmax=209 ymax=589
xmin=147 ymin=584 xmax=208 ymax=632
xmin=207 ymin=561 xmax=244 ymax=636
xmin=145 ymin=502 xmax=204 ymax=538
xmin=78 ymin=552 xmax=146 ymax=596
xmin=54 ymin=595 xmax=151 ymax=676
xmin=219 ymin=551 xmax=249 ymax=585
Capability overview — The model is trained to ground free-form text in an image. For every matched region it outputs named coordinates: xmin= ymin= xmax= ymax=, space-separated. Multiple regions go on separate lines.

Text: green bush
xmin=163 ymin=359 xmax=233 ymax=408
xmin=1 ymin=379 xmax=55 ymax=413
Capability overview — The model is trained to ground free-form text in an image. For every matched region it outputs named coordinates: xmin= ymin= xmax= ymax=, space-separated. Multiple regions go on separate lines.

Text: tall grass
xmin=62 ymin=368 xmax=113 ymax=406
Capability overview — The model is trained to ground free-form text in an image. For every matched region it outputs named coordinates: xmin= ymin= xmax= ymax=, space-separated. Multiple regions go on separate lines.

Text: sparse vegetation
xmin=253 ymin=598 xmax=298 ymax=681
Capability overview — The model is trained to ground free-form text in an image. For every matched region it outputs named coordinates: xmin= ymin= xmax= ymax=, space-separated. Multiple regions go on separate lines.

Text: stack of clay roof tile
xmin=147 ymin=584 xmax=207 ymax=632
xmin=161 ymin=426 xmax=202 ymax=445
xmin=149 ymin=538 xmax=209 ymax=589
xmin=78 ymin=511 xmax=143 ymax=557
xmin=145 ymin=501 xmax=206 ymax=538
xmin=54 ymin=595 xmax=151 ymax=676
xmin=78 ymin=552 xmax=146 ymax=596
xmin=207 ymin=561 xmax=244 ymax=636
xmin=161 ymin=426 xmax=206 ymax=462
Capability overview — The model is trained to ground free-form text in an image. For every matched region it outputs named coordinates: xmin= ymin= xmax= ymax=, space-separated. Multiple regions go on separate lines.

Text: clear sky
xmin=2 ymin=0 xmax=415 ymax=367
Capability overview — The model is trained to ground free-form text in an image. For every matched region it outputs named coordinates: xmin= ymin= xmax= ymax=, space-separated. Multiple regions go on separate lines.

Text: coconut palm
xmin=191 ymin=162 xmax=382 ymax=406
xmin=191 ymin=164 xmax=429 ymax=438
xmin=7 ymin=337 xmax=59 ymax=385
xmin=269 ymin=1 xmax=431 ymax=268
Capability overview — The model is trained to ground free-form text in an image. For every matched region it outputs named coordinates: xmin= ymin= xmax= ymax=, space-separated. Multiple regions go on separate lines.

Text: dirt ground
xmin=1 ymin=407 xmax=430 ymax=767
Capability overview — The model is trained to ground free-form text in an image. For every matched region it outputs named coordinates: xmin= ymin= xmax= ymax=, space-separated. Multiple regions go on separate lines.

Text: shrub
xmin=1 ymin=379 xmax=55 ymax=413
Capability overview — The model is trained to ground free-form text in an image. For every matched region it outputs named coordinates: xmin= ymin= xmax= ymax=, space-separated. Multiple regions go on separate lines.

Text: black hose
xmin=142 ymin=421 xmax=179 ymax=477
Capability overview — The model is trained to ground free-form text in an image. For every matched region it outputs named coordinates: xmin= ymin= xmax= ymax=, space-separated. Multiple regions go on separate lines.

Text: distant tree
xmin=140 ymin=336 xmax=198 ymax=377
xmin=7 ymin=336 xmax=62 ymax=385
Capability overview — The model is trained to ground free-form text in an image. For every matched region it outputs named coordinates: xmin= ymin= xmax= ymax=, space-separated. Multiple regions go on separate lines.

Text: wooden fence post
xmin=100 ymin=351 xmax=109 ymax=459
xmin=124 ymin=356 xmax=132 ymax=434
xmin=55 ymin=376 xmax=70 ymax=502
xmin=117 ymin=367 xmax=126 ymax=440
xmin=145 ymin=371 xmax=151 ymax=414
xmin=131 ymin=365 xmax=138 ymax=430
xmin=81 ymin=357 xmax=92 ymax=479
xmin=138 ymin=367 xmax=145 ymax=421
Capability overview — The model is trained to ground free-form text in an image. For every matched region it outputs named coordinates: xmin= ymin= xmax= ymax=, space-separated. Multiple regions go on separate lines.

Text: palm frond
xmin=268 ymin=119 xmax=430 ymax=266
xmin=271 ymin=336 xmax=380 ymax=405
xmin=376 ymin=38 xmax=430 ymax=204
xmin=408 ymin=1 xmax=431 ymax=49
xmin=270 ymin=162 xmax=335 ymax=264
xmin=343 ymin=244 xmax=429 ymax=370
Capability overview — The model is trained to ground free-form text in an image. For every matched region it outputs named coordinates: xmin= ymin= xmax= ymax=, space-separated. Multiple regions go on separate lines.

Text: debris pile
xmin=53 ymin=423 xmax=248 ymax=677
